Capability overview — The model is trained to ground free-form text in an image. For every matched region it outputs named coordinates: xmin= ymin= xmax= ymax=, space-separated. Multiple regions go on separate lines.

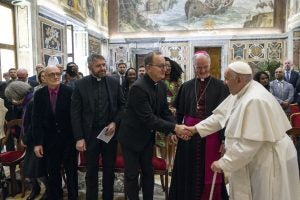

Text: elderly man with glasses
xmin=33 ymin=66 xmax=78 ymax=199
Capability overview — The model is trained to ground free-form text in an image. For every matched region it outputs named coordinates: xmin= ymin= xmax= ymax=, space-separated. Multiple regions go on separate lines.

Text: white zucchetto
xmin=228 ymin=61 xmax=252 ymax=74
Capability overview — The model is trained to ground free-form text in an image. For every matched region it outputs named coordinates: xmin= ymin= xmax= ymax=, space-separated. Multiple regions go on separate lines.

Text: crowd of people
xmin=0 ymin=52 xmax=299 ymax=200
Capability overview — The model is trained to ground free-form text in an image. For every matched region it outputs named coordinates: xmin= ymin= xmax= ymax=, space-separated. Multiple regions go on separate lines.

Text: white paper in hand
xmin=96 ymin=127 xmax=114 ymax=143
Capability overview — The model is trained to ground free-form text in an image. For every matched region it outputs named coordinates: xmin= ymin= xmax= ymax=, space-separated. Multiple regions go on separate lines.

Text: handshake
xmin=174 ymin=124 xmax=197 ymax=140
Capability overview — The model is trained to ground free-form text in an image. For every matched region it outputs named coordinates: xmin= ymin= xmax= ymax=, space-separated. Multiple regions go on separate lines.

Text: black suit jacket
xmin=71 ymin=75 xmax=125 ymax=141
xmin=117 ymin=74 xmax=176 ymax=152
xmin=33 ymin=84 xmax=73 ymax=149
xmin=285 ymin=70 xmax=299 ymax=88
xmin=28 ymin=79 xmax=38 ymax=88
xmin=28 ymin=75 xmax=37 ymax=82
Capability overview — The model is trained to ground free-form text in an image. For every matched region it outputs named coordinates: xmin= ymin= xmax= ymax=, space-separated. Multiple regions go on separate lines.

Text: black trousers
xmin=44 ymin=140 xmax=78 ymax=200
xmin=86 ymin=137 xmax=117 ymax=200
xmin=121 ymin=141 xmax=154 ymax=200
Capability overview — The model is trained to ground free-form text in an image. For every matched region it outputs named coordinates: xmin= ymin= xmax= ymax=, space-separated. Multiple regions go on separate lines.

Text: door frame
xmin=190 ymin=41 xmax=228 ymax=80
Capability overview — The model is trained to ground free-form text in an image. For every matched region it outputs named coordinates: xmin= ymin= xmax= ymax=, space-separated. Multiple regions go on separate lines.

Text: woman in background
xmin=122 ymin=67 xmax=137 ymax=101
xmin=156 ymin=57 xmax=183 ymax=170
xmin=34 ymin=70 xmax=47 ymax=92
xmin=254 ymin=71 xmax=270 ymax=91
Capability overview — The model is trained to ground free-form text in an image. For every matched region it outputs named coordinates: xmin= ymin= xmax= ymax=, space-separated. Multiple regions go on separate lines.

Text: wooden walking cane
xmin=209 ymin=172 xmax=217 ymax=200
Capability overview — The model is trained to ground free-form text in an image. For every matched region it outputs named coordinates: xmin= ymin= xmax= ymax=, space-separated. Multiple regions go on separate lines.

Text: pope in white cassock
xmin=186 ymin=61 xmax=300 ymax=200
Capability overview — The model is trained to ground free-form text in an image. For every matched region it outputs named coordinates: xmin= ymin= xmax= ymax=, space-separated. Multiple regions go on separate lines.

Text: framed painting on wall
xmin=41 ymin=21 xmax=63 ymax=52
xmin=43 ymin=53 xmax=63 ymax=67
xmin=88 ymin=35 xmax=101 ymax=55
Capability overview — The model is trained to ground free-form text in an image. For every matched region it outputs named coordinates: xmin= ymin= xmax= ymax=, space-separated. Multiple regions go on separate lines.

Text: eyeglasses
xmin=47 ymin=72 xmax=62 ymax=78
xmin=151 ymin=64 xmax=166 ymax=69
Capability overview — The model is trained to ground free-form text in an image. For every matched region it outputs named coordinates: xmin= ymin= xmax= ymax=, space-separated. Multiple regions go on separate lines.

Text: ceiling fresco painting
xmin=118 ymin=0 xmax=274 ymax=32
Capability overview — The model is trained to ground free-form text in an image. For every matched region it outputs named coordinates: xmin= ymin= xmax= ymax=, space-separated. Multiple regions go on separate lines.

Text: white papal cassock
xmin=195 ymin=80 xmax=300 ymax=200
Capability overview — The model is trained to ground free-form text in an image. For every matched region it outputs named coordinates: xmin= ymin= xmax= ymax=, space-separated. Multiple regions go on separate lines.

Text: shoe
xmin=26 ymin=187 xmax=41 ymax=200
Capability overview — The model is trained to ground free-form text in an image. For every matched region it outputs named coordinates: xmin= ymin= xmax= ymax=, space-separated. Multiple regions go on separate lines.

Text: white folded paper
xmin=96 ymin=127 xmax=114 ymax=143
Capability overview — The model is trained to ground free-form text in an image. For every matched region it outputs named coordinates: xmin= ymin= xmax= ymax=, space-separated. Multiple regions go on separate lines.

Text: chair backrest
xmin=290 ymin=103 xmax=300 ymax=115
xmin=290 ymin=113 xmax=300 ymax=128
xmin=2 ymin=119 xmax=24 ymax=151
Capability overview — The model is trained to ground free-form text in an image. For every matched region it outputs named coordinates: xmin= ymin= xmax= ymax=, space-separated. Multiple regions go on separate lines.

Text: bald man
xmin=17 ymin=68 xmax=38 ymax=87
xmin=283 ymin=59 xmax=299 ymax=88
xmin=186 ymin=61 xmax=300 ymax=200
xmin=33 ymin=66 xmax=77 ymax=199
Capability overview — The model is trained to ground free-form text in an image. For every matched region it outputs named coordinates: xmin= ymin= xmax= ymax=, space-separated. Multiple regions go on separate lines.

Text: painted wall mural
xmin=229 ymin=39 xmax=284 ymax=74
xmin=118 ymin=0 xmax=274 ymax=32
xmin=160 ymin=42 xmax=190 ymax=81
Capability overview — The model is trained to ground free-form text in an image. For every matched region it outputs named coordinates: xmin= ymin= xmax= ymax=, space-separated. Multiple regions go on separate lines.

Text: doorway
xmin=194 ymin=47 xmax=222 ymax=79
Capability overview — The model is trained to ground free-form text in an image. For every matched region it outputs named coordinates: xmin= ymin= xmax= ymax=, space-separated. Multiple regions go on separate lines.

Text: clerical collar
xmin=144 ymin=74 xmax=158 ymax=86
xmin=91 ymin=75 xmax=104 ymax=82
xmin=197 ymin=76 xmax=210 ymax=82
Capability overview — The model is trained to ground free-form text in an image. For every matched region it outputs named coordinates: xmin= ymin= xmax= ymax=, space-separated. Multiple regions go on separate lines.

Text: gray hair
xmin=5 ymin=81 xmax=32 ymax=101
xmin=87 ymin=54 xmax=106 ymax=68
xmin=193 ymin=53 xmax=211 ymax=66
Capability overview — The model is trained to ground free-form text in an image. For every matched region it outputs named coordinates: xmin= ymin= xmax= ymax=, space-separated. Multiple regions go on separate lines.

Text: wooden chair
xmin=0 ymin=119 xmax=25 ymax=197
xmin=153 ymin=144 xmax=169 ymax=200
xmin=290 ymin=103 xmax=299 ymax=116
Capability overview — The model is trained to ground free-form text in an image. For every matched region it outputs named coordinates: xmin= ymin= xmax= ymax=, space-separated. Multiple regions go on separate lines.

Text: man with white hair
xmin=186 ymin=61 xmax=300 ymax=200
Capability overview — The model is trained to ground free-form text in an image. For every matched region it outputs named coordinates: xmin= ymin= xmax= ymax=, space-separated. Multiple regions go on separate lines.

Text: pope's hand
xmin=211 ymin=161 xmax=222 ymax=173
xmin=185 ymin=126 xmax=197 ymax=135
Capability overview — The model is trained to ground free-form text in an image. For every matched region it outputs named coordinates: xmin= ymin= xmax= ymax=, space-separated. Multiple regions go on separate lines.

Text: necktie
xmin=278 ymin=82 xmax=283 ymax=99
xmin=120 ymin=75 xmax=124 ymax=85
xmin=50 ymin=90 xmax=57 ymax=113
xmin=286 ymin=71 xmax=290 ymax=82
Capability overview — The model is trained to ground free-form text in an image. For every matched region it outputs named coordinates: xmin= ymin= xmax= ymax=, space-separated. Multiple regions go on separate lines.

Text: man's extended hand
xmin=106 ymin=122 xmax=116 ymax=136
xmin=174 ymin=124 xmax=193 ymax=140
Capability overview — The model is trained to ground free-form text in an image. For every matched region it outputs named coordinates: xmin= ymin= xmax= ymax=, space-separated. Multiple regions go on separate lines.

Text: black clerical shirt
xmin=91 ymin=76 xmax=109 ymax=129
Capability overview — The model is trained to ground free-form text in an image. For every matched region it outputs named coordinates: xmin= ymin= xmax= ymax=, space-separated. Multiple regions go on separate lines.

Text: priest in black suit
xmin=33 ymin=66 xmax=77 ymax=200
xmin=117 ymin=51 xmax=190 ymax=200
xmin=71 ymin=54 xmax=125 ymax=200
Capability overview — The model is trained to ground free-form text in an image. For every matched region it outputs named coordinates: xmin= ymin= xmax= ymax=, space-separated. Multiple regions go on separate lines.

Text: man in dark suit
xmin=71 ymin=54 xmax=125 ymax=200
xmin=284 ymin=59 xmax=299 ymax=88
xmin=117 ymin=51 xmax=190 ymax=200
xmin=111 ymin=62 xmax=127 ymax=85
xmin=33 ymin=66 xmax=78 ymax=200
xmin=28 ymin=64 xmax=45 ymax=83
